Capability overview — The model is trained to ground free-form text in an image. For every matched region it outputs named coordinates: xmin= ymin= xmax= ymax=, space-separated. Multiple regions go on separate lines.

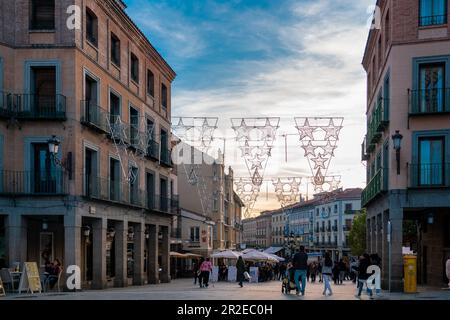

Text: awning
xmin=264 ymin=247 xmax=284 ymax=254
xmin=170 ymin=252 xmax=203 ymax=259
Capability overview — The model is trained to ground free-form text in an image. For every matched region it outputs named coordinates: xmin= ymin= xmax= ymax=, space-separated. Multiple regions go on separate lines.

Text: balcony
xmin=419 ymin=15 xmax=447 ymax=27
xmin=0 ymin=93 xmax=66 ymax=120
xmin=84 ymin=175 xmax=179 ymax=214
xmin=80 ymin=101 xmax=109 ymax=133
xmin=408 ymin=163 xmax=450 ymax=188
xmin=146 ymin=140 xmax=160 ymax=161
xmin=362 ymin=168 xmax=387 ymax=207
xmin=0 ymin=170 xmax=68 ymax=196
xmin=409 ymin=88 xmax=450 ymax=115
xmin=160 ymin=146 xmax=172 ymax=167
xmin=361 ymin=137 xmax=370 ymax=161
xmin=366 ymin=98 xmax=389 ymax=146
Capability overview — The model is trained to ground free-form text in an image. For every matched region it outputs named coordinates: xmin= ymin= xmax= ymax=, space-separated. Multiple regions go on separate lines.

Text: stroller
xmin=281 ymin=267 xmax=297 ymax=294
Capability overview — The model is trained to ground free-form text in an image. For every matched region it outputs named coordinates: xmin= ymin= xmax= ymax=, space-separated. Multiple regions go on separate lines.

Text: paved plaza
xmin=3 ymin=279 xmax=449 ymax=300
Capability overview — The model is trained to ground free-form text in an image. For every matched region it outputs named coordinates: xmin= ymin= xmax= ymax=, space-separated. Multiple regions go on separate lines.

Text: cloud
xmin=126 ymin=0 xmax=375 ymax=213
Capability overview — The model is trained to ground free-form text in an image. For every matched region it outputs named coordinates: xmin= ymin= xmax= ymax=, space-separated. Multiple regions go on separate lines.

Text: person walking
xmin=199 ymin=257 xmax=213 ymax=288
xmin=197 ymin=257 xmax=205 ymax=288
xmin=355 ymin=254 xmax=373 ymax=299
xmin=193 ymin=260 xmax=200 ymax=285
xmin=292 ymin=246 xmax=308 ymax=296
xmin=236 ymin=256 xmax=246 ymax=288
xmin=322 ymin=252 xmax=333 ymax=296
xmin=338 ymin=259 xmax=346 ymax=285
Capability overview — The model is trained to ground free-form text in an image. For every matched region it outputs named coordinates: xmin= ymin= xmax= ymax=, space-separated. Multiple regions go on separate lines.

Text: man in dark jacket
xmin=355 ymin=254 xmax=373 ymax=298
xmin=292 ymin=246 xmax=308 ymax=296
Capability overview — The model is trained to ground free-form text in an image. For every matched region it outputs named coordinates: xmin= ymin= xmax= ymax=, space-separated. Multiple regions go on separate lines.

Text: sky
xmin=125 ymin=0 xmax=375 ymax=214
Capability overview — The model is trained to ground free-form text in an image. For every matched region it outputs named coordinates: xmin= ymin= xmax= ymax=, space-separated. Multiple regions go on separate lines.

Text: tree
xmin=348 ymin=210 xmax=367 ymax=257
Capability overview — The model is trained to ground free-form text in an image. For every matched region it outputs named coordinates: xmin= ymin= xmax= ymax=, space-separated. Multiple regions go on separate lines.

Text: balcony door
xmin=30 ymin=67 xmax=56 ymax=116
xmin=419 ymin=137 xmax=444 ymax=186
xmin=146 ymin=172 xmax=155 ymax=209
xmin=160 ymin=177 xmax=168 ymax=212
xmin=419 ymin=63 xmax=445 ymax=113
xmin=84 ymin=74 xmax=99 ymax=124
xmin=85 ymin=148 xmax=98 ymax=197
xmin=33 ymin=143 xmax=57 ymax=194
xmin=109 ymin=158 xmax=121 ymax=201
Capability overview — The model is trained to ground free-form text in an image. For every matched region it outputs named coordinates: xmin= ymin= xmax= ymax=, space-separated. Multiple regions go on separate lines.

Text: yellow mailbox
xmin=403 ymin=255 xmax=417 ymax=293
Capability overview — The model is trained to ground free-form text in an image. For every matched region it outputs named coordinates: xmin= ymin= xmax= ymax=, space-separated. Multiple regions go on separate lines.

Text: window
xmin=334 ymin=204 xmax=338 ymax=213
xmin=146 ymin=172 xmax=155 ymax=209
xmin=161 ymin=83 xmax=168 ymax=110
xmin=129 ymin=166 xmax=139 ymax=205
xmin=131 ymin=53 xmax=139 ymax=83
xmin=111 ymin=33 xmax=121 ymax=66
xmin=345 ymin=203 xmax=353 ymax=213
xmin=33 ymin=143 xmax=57 ymax=194
xmin=418 ymin=63 xmax=445 ymax=113
xmin=418 ymin=137 xmax=445 ymax=185
xmin=110 ymin=158 xmax=120 ymax=201
xmin=30 ymin=0 xmax=55 ymax=30
xmin=147 ymin=70 xmax=155 ymax=97
xmin=419 ymin=0 xmax=447 ymax=26
xmin=84 ymin=147 xmax=98 ymax=197
xmin=190 ymin=227 xmax=200 ymax=242
xmin=129 ymin=106 xmax=139 ymax=147
xmin=86 ymin=8 xmax=98 ymax=46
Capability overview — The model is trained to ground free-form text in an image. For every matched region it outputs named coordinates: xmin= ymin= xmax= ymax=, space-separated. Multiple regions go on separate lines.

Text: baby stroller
xmin=282 ymin=267 xmax=297 ymax=294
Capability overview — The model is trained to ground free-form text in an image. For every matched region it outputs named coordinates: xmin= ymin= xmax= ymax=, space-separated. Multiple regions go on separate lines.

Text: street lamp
xmin=392 ymin=130 xmax=403 ymax=175
xmin=47 ymin=135 xmax=73 ymax=178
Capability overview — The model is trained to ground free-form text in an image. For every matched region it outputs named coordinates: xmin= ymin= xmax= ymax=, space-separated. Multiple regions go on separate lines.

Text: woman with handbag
xmin=236 ymin=256 xmax=246 ymax=288
xmin=199 ymin=258 xmax=213 ymax=288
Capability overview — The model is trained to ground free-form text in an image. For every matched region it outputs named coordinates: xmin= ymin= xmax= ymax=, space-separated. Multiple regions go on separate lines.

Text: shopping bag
xmin=244 ymin=272 xmax=251 ymax=280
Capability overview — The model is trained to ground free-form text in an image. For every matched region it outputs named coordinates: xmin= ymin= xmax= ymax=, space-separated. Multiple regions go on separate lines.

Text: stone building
xmin=0 ymin=0 xmax=177 ymax=289
xmin=176 ymin=144 xmax=244 ymax=253
xmin=361 ymin=0 xmax=450 ymax=290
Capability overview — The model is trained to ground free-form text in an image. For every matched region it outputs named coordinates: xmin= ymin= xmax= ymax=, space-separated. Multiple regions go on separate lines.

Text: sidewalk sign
xmin=227 ymin=266 xmax=237 ymax=282
xmin=249 ymin=267 xmax=259 ymax=283
xmin=211 ymin=266 xmax=219 ymax=282
xmin=18 ymin=262 xmax=42 ymax=294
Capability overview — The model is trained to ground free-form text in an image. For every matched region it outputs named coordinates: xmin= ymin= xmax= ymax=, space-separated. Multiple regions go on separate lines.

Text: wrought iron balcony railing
xmin=408 ymin=163 xmax=450 ymax=188
xmin=419 ymin=14 xmax=447 ymax=27
xmin=362 ymin=168 xmax=388 ymax=207
xmin=0 ymin=170 xmax=68 ymax=195
xmin=0 ymin=93 xmax=66 ymax=120
xmin=367 ymin=98 xmax=389 ymax=146
xmin=409 ymin=88 xmax=450 ymax=115
xmin=84 ymin=175 xmax=179 ymax=214
xmin=80 ymin=101 xmax=109 ymax=132
xmin=160 ymin=146 xmax=172 ymax=167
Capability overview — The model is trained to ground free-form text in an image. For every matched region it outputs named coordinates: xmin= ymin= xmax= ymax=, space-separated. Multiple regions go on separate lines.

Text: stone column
xmin=114 ymin=220 xmax=127 ymax=288
xmin=64 ymin=212 xmax=82 ymax=289
xmin=133 ymin=222 xmax=145 ymax=286
xmin=147 ymin=224 xmax=159 ymax=284
xmin=381 ymin=210 xmax=389 ymax=289
xmin=389 ymin=203 xmax=404 ymax=292
xmin=5 ymin=214 xmax=27 ymax=267
xmin=92 ymin=218 xmax=107 ymax=289
xmin=160 ymin=225 xmax=170 ymax=283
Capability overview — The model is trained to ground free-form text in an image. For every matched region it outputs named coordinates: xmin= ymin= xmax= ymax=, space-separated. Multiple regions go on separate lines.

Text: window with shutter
xmin=30 ymin=0 xmax=55 ymax=30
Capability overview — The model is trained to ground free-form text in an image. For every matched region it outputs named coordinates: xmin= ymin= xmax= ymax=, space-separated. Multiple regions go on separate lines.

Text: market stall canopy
xmin=211 ymin=250 xmax=242 ymax=259
xmin=266 ymin=253 xmax=285 ymax=262
xmin=242 ymin=250 xmax=279 ymax=262
xmin=170 ymin=252 xmax=202 ymax=259
xmin=264 ymin=247 xmax=284 ymax=254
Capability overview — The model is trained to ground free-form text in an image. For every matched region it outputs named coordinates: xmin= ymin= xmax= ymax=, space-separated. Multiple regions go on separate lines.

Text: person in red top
xmin=199 ymin=258 xmax=213 ymax=288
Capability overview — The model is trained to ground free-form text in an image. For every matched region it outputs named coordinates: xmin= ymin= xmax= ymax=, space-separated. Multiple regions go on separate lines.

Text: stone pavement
xmin=3 ymin=279 xmax=450 ymax=300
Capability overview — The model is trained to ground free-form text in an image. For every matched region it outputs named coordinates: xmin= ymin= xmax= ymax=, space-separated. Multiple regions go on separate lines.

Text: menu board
xmin=18 ymin=262 xmax=42 ymax=294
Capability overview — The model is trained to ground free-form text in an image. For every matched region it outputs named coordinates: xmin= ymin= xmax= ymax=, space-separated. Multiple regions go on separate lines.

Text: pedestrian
xmin=236 ymin=256 xmax=246 ymax=288
xmin=200 ymin=257 xmax=213 ymax=288
xmin=338 ymin=259 xmax=346 ymax=284
xmin=322 ymin=252 xmax=333 ymax=296
xmin=197 ymin=257 xmax=205 ymax=288
xmin=318 ymin=260 xmax=323 ymax=283
xmin=193 ymin=260 xmax=199 ymax=285
xmin=446 ymin=258 xmax=450 ymax=288
xmin=355 ymin=254 xmax=373 ymax=299
xmin=279 ymin=263 xmax=286 ymax=281
xmin=292 ymin=246 xmax=308 ymax=296
xmin=310 ymin=262 xmax=317 ymax=283
xmin=332 ymin=261 xmax=339 ymax=285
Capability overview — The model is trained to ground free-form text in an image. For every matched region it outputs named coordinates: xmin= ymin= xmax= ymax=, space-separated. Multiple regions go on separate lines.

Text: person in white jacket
xmin=446 ymin=258 xmax=450 ymax=288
